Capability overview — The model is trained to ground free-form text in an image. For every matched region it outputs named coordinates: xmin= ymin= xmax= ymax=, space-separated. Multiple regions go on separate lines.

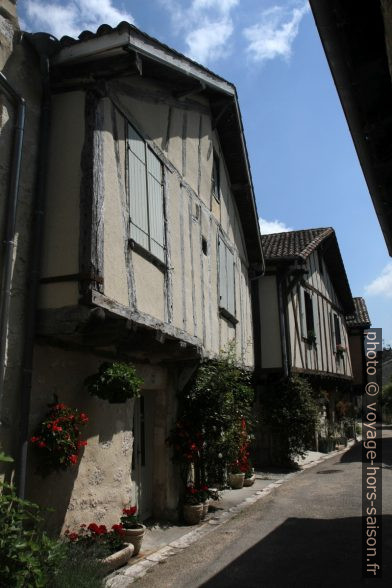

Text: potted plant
xmin=228 ymin=462 xmax=246 ymax=489
xmin=183 ymin=485 xmax=204 ymax=525
xmin=243 ymin=461 xmax=256 ymax=487
xmin=85 ymin=361 xmax=143 ymax=403
xmin=120 ymin=505 xmax=146 ymax=555
xmin=65 ymin=522 xmax=133 ymax=573
xmin=30 ymin=402 xmax=88 ymax=473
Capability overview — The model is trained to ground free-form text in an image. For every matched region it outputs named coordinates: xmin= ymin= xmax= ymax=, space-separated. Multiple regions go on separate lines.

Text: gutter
xmin=0 ymin=72 xmax=25 ymax=422
xmin=17 ymin=34 xmax=54 ymax=498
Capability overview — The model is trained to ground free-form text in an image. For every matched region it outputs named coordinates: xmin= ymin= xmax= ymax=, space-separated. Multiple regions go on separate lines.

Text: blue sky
xmin=18 ymin=0 xmax=392 ymax=346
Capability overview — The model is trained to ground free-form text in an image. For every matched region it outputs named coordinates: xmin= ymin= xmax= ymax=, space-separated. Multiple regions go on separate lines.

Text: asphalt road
xmin=136 ymin=431 xmax=392 ymax=587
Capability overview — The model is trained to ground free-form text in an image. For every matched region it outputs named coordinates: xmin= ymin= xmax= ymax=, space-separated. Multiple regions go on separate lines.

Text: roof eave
xmin=309 ymin=0 xmax=392 ymax=256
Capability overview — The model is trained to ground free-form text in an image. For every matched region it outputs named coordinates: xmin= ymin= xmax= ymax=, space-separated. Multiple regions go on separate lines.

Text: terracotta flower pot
xmin=244 ymin=474 xmax=256 ymax=487
xmin=183 ymin=503 xmax=203 ymax=525
xmin=100 ymin=544 xmax=134 ymax=572
xmin=229 ymin=472 xmax=245 ymax=489
xmin=122 ymin=524 xmax=146 ymax=556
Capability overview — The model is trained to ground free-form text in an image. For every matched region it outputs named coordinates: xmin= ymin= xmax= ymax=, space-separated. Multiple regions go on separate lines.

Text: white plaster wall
xmin=27 ymin=344 xmax=171 ymax=533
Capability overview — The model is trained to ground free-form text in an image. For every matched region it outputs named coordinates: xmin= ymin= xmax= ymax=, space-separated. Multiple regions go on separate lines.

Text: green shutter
xmin=146 ymin=149 xmax=165 ymax=262
xmin=129 ymin=125 xmax=149 ymax=251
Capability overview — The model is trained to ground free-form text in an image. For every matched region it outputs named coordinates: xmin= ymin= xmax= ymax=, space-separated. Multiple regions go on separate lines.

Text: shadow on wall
xmin=25 ymin=344 xmax=135 ymax=535
xmin=0 ymin=35 xmax=43 ymax=468
xmin=201 ymin=515 xmax=391 ymax=587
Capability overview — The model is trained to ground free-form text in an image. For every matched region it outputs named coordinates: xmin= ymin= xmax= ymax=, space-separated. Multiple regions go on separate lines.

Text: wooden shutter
xmin=129 ymin=124 xmax=149 ymax=251
xmin=218 ymin=237 xmax=228 ymax=310
xmin=146 ymin=148 xmax=165 ymax=262
xmin=299 ymin=287 xmax=306 ymax=337
xmin=312 ymin=294 xmax=320 ymax=342
xmin=226 ymin=247 xmax=235 ymax=316
xmin=330 ymin=311 xmax=336 ymax=352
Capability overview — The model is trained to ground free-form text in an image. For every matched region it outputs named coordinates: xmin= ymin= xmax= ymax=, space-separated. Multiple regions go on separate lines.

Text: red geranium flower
xmin=123 ymin=506 xmax=137 ymax=516
xmin=68 ymin=532 xmax=79 ymax=542
xmin=69 ymin=454 xmax=78 ymax=464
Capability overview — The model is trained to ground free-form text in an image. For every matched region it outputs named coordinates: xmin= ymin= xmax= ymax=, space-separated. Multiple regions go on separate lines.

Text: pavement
xmin=105 ymin=443 xmax=355 ymax=587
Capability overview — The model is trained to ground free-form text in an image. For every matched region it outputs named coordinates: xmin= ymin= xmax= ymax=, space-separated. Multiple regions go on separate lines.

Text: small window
xmin=218 ymin=236 xmax=235 ymax=320
xmin=304 ymin=291 xmax=315 ymax=339
xmin=211 ymin=153 xmax=220 ymax=202
xmin=128 ymin=123 xmax=165 ymax=263
xmin=333 ymin=313 xmax=341 ymax=346
xmin=202 ymin=237 xmax=208 ymax=256
xmin=299 ymin=287 xmax=316 ymax=342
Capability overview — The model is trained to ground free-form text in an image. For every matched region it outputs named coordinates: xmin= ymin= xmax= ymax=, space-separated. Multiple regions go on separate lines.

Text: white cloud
xmin=185 ymin=19 xmax=233 ymax=63
xmin=243 ymin=3 xmax=309 ymax=64
xmin=191 ymin=0 xmax=239 ymax=14
xmin=365 ymin=263 xmax=392 ymax=299
xmin=160 ymin=0 xmax=238 ymax=64
xmin=259 ymin=217 xmax=292 ymax=235
xmin=25 ymin=0 xmax=134 ymax=39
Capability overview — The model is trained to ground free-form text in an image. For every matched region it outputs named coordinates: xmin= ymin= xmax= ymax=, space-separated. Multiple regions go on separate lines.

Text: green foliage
xmin=85 ymin=361 xmax=143 ymax=403
xmin=259 ymin=376 xmax=320 ymax=465
xmin=51 ymin=543 xmax=105 ymax=588
xmin=0 ymin=480 xmax=63 ymax=588
xmin=168 ymin=345 xmax=255 ymax=488
xmin=382 ymin=378 xmax=392 ymax=421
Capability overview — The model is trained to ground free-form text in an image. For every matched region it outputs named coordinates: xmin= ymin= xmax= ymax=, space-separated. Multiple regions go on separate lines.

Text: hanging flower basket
xmin=30 ymin=402 xmax=88 ymax=473
xmin=84 ymin=361 xmax=143 ymax=403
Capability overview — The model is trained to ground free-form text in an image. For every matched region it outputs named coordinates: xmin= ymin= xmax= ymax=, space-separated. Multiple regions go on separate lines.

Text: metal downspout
xmin=17 ymin=54 xmax=50 ymax=499
xmin=0 ymin=72 xmax=25 ymax=422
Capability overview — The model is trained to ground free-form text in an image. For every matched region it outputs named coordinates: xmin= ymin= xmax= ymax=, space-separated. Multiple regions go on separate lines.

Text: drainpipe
xmin=17 ymin=44 xmax=51 ymax=499
xmin=0 ymin=72 xmax=25 ymax=421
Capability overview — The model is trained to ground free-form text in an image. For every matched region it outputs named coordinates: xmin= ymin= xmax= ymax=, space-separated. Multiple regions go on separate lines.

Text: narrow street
xmin=136 ymin=431 xmax=392 ymax=588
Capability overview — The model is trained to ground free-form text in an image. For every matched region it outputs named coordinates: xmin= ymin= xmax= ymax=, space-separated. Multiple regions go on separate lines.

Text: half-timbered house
xmin=1 ymin=19 xmax=263 ymax=531
xmin=255 ymin=228 xmax=354 ymax=459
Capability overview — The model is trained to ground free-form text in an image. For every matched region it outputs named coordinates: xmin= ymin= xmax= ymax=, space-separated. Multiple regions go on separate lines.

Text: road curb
xmin=106 ymin=441 xmax=356 ymax=586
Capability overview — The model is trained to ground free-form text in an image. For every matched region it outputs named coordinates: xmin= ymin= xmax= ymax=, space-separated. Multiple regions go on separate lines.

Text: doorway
xmin=132 ymin=392 xmax=154 ymax=520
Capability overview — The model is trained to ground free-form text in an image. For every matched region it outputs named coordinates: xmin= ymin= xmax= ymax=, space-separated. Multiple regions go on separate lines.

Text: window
xmin=304 ymin=291 xmax=315 ymax=338
xmin=333 ymin=313 xmax=341 ymax=346
xmin=128 ymin=123 xmax=165 ymax=263
xmin=218 ymin=237 xmax=235 ymax=320
xmin=211 ymin=152 xmax=220 ymax=202
xmin=299 ymin=287 xmax=317 ymax=342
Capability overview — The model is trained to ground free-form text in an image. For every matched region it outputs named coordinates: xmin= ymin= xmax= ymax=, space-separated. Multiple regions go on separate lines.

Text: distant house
xmin=345 ymin=297 xmax=371 ymax=397
xmin=257 ymin=227 xmax=354 ymax=382
xmin=310 ymin=0 xmax=392 ymax=256
xmin=255 ymin=228 xmax=354 ymax=459
xmin=0 ymin=13 xmax=263 ymax=531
